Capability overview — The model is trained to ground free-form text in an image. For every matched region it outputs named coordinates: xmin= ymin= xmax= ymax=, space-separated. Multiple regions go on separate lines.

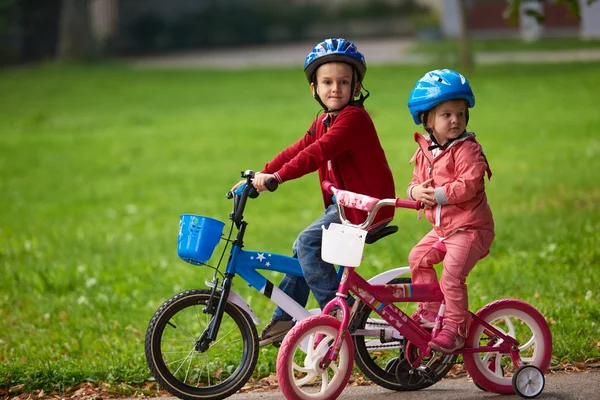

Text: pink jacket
xmin=408 ymin=132 xmax=494 ymax=238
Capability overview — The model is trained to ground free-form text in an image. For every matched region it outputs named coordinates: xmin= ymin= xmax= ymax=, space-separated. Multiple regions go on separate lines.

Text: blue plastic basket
xmin=178 ymin=214 xmax=225 ymax=265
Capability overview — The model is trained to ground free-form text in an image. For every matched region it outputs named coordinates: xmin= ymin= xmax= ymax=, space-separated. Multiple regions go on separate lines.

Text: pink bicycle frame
xmin=316 ymin=181 xmax=524 ymax=370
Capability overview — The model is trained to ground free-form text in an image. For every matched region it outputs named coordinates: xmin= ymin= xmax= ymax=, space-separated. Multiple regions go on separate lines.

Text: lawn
xmin=1 ymin=60 xmax=599 ymax=394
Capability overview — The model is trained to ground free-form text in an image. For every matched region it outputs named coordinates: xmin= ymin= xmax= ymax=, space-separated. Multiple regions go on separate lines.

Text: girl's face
xmin=311 ymin=62 xmax=360 ymax=112
xmin=426 ymin=99 xmax=468 ymax=144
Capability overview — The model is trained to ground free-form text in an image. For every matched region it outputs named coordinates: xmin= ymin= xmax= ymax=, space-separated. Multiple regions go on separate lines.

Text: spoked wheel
xmin=145 ymin=289 xmax=258 ymax=400
xmin=463 ymin=299 xmax=552 ymax=395
xmin=512 ymin=365 xmax=545 ymax=398
xmin=352 ymin=278 xmax=456 ymax=391
xmin=276 ymin=315 xmax=353 ymax=400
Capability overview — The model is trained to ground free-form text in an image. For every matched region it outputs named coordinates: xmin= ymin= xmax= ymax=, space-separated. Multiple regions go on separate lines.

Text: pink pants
xmin=408 ymin=229 xmax=494 ymax=337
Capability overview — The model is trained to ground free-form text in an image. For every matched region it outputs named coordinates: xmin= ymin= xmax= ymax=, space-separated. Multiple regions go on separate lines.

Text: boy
xmin=237 ymin=38 xmax=395 ymax=346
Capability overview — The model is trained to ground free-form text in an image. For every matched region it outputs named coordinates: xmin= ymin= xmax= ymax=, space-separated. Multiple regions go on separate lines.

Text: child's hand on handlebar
xmin=412 ymin=179 xmax=437 ymax=208
xmin=252 ymin=173 xmax=276 ymax=192
xmin=231 ymin=180 xmax=246 ymax=193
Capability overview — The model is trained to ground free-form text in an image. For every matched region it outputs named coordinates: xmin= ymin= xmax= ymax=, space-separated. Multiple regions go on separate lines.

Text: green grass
xmin=410 ymin=36 xmax=600 ymax=55
xmin=1 ymin=61 xmax=599 ymax=394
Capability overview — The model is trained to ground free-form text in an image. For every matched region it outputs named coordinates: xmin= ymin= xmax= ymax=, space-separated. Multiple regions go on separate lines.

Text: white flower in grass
xmin=85 ymin=277 xmax=97 ymax=288
xmin=77 ymin=295 xmax=88 ymax=304
xmin=585 ymin=290 xmax=593 ymax=301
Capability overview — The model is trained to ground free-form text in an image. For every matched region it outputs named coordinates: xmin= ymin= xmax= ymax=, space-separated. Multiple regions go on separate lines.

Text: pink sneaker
xmin=410 ymin=309 xmax=436 ymax=329
xmin=429 ymin=326 xmax=465 ymax=353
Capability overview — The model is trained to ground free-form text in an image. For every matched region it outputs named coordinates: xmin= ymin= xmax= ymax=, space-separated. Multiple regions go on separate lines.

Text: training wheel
xmin=512 ymin=365 xmax=545 ymax=398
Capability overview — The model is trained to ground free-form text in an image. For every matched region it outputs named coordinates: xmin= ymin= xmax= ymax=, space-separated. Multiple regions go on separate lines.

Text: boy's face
xmin=427 ymin=99 xmax=468 ymax=144
xmin=311 ymin=62 xmax=360 ymax=112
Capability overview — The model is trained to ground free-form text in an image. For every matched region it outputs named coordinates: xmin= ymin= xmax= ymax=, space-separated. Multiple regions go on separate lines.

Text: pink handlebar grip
xmin=395 ymin=198 xmax=423 ymax=210
xmin=322 ymin=180 xmax=335 ymax=194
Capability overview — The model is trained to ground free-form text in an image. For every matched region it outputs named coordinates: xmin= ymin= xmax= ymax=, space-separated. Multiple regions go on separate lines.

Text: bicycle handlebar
xmin=227 ymin=171 xmax=279 ymax=224
xmin=395 ymin=198 xmax=422 ymax=210
xmin=321 ymin=180 xmax=422 ymax=230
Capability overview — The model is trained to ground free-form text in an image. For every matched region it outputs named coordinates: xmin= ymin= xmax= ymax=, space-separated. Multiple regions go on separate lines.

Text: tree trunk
xmin=457 ymin=0 xmax=474 ymax=72
xmin=58 ymin=0 xmax=94 ymax=60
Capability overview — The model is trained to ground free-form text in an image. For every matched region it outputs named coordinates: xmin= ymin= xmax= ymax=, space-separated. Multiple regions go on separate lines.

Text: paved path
xmin=134 ymin=369 xmax=599 ymax=400
xmin=227 ymin=369 xmax=600 ymax=400
xmin=133 ymin=37 xmax=600 ymax=69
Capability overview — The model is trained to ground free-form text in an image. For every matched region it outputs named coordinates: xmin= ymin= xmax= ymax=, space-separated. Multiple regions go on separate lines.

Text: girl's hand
xmin=252 ymin=173 xmax=276 ymax=192
xmin=412 ymin=178 xmax=437 ymax=208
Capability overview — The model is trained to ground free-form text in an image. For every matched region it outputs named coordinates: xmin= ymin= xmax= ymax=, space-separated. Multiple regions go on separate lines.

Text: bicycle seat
xmin=365 ymin=225 xmax=398 ymax=244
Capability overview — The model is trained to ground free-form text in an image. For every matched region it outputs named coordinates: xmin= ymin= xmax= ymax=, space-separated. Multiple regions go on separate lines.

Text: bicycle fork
xmin=195 ymin=273 xmax=235 ymax=352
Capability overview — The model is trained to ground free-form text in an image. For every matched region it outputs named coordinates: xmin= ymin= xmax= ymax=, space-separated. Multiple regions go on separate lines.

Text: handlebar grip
xmin=248 ymin=187 xmax=259 ymax=199
xmin=265 ymin=177 xmax=279 ymax=192
xmin=395 ymin=198 xmax=423 ymax=210
xmin=321 ymin=180 xmax=335 ymax=194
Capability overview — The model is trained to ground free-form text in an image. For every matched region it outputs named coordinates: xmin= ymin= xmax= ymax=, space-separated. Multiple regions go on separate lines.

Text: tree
xmin=58 ymin=0 xmax=94 ymax=60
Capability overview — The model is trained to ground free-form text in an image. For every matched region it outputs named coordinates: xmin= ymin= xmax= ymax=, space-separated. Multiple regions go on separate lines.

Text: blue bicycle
xmin=144 ymin=170 xmax=454 ymax=400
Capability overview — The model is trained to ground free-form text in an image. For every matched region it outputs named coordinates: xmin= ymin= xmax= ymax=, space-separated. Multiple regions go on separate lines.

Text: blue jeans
xmin=272 ymin=204 xmax=345 ymax=321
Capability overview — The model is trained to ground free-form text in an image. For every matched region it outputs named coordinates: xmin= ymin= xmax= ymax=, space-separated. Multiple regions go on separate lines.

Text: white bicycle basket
xmin=321 ymin=223 xmax=367 ymax=267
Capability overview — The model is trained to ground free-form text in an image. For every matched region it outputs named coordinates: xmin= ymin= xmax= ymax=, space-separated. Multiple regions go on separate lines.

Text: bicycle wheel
xmin=145 ymin=289 xmax=258 ymax=400
xmin=462 ymin=299 xmax=552 ymax=395
xmin=352 ymin=277 xmax=457 ymax=391
xmin=276 ymin=314 xmax=353 ymax=400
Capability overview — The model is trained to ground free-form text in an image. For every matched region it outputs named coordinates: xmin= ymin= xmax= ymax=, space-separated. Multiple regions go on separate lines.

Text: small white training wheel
xmin=512 ymin=365 xmax=545 ymax=398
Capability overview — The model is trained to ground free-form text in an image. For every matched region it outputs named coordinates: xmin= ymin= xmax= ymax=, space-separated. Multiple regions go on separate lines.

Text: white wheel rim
xmin=515 ymin=368 xmax=544 ymax=397
xmin=471 ymin=309 xmax=546 ymax=386
xmin=288 ymin=325 xmax=350 ymax=398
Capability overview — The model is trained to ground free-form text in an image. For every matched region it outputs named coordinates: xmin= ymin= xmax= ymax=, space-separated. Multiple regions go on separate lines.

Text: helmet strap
xmin=423 ymin=108 xmax=470 ymax=151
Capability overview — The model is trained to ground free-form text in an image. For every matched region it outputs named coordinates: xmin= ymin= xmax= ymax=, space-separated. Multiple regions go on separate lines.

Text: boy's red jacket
xmin=263 ymin=105 xmax=395 ymax=228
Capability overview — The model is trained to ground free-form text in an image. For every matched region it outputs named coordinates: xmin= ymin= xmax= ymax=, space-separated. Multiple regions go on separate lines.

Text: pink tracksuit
xmin=407 ymin=131 xmax=494 ymax=337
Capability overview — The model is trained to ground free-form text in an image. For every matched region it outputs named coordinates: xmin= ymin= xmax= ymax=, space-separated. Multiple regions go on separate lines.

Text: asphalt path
xmin=225 ymin=369 xmax=600 ymax=400
xmin=133 ymin=37 xmax=600 ymax=69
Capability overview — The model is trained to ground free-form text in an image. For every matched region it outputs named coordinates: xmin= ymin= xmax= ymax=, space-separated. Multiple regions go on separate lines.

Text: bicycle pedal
xmin=272 ymin=341 xmax=282 ymax=348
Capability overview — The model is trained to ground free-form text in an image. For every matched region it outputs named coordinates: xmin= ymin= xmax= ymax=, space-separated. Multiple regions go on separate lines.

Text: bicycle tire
xmin=352 ymin=277 xmax=456 ymax=391
xmin=276 ymin=314 xmax=353 ymax=400
xmin=145 ymin=289 xmax=258 ymax=400
xmin=462 ymin=299 xmax=552 ymax=395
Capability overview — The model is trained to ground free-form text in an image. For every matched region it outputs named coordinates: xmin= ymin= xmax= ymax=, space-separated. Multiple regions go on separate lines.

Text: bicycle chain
xmin=360 ymin=322 xmax=467 ymax=365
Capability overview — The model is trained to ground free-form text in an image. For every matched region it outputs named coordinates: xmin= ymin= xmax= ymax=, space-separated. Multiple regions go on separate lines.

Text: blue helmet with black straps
xmin=408 ymin=69 xmax=475 ymax=125
xmin=304 ymin=38 xmax=367 ymax=83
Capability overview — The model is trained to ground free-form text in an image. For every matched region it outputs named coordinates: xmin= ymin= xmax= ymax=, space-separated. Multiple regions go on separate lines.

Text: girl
xmin=406 ymin=69 xmax=494 ymax=353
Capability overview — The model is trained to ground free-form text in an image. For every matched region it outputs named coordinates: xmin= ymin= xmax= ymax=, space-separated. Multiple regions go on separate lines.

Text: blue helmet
xmin=304 ymin=38 xmax=367 ymax=83
xmin=407 ymin=69 xmax=475 ymax=125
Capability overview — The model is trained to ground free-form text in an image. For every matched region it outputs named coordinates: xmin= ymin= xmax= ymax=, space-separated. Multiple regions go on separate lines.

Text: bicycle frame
xmin=200 ymin=171 xmax=409 ymax=347
xmin=319 ymin=265 xmax=524 ymax=370
xmin=313 ymin=180 xmax=524 ymax=371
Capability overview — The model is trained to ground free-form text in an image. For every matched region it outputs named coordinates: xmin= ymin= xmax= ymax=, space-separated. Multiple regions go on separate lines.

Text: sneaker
xmin=258 ymin=319 xmax=295 ymax=347
xmin=428 ymin=326 xmax=465 ymax=353
xmin=411 ymin=309 xmax=436 ymax=329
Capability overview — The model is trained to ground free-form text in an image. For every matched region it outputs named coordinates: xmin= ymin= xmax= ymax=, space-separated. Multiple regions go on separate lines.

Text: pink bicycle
xmin=276 ymin=182 xmax=552 ymax=399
